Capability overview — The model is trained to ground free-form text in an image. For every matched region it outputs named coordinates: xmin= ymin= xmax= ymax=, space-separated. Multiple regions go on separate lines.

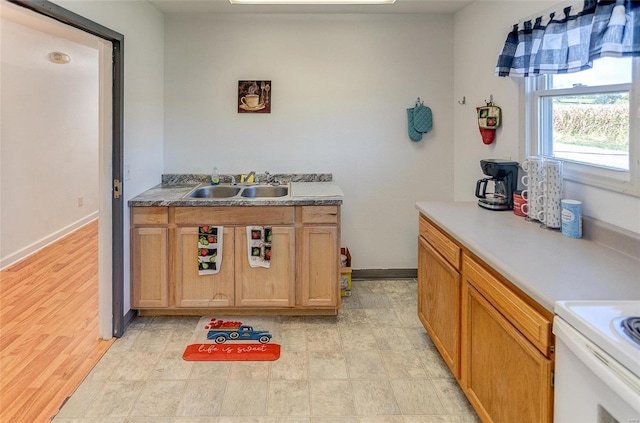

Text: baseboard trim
xmin=0 ymin=212 xmax=99 ymax=270
xmin=352 ymin=268 xmax=417 ymax=280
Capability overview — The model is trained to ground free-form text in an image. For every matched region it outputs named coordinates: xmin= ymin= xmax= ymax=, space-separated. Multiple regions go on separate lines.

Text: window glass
xmin=551 ymin=57 xmax=632 ymax=89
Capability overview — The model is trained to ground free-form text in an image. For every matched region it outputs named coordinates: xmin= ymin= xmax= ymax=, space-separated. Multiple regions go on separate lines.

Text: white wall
xmin=52 ymin=0 xmax=165 ymax=312
xmin=0 ymin=15 xmax=99 ymax=269
xmin=453 ymin=1 xmax=640 ymax=234
xmin=164 ymin=13 xmax=455 ymax=269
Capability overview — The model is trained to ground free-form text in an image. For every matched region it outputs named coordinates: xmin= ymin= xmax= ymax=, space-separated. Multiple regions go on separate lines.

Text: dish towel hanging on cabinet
xmin=198 ymin=226 xmax=223 ymax=275
xmin=246 ymin=226 xmax=272 ymax=269
xmin=407 ymin=101 xmax=433 ymax=142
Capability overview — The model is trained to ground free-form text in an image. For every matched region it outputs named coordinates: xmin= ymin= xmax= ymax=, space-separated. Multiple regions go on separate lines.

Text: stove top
xmin=619 ymin=316 xmax=640 ymax=347
xmin=555 ymin=301 xmax=640 ymax=377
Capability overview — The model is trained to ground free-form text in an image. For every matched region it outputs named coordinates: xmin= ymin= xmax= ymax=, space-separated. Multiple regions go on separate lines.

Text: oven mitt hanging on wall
xmin=413 ymin=104 xmax=433 ymax=134
xmin=407 ymin=108 xmax=423 ymax=142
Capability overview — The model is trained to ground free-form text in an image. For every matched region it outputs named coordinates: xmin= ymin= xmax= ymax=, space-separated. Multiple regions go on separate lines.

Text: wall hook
xmin=485 ymin=94 xmax=494 ymax=105
xmin=458 ymin=96 xmax=466 ymax=105
xmin=416 ymin=97 xmax=424 ymax=107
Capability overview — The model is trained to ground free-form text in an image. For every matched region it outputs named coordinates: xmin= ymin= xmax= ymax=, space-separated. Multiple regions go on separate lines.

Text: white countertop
xmin=416 ymin=201 xmax=640 ymax=312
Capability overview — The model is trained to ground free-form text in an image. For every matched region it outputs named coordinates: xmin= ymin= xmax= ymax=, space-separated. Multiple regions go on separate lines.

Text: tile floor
xmin=53 ymin=280 xmax=480 ymax=422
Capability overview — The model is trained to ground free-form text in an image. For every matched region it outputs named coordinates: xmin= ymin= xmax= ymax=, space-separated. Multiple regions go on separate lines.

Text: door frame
xmin=7 ymin=0 xmax=126 ymax=337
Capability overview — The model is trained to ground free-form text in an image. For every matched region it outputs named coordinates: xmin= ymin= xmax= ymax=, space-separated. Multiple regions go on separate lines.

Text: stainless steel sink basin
xmin=187 ymin=185 xmax=241 ymax=198
xmin=240 ymin=185 xmax=289 ymax=198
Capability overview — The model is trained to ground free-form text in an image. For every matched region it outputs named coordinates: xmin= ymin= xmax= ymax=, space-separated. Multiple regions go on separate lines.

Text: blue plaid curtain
xmin=496 ymin=0 xmax=640 ymax=77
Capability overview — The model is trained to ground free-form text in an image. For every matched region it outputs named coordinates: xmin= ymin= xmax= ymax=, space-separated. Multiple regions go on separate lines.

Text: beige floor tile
xmin=221 ymin=380 xmax=268 ymax=416
xmin=270 ymin=351 xmax=308 ymax=380
xmin=308 ymin=351 xmax=348 ymax=379
xmin=151 ymin=351 xmax=193 ymax=380
xmin=380 ymin=350 xmax=427 ymax=378
xmin=306 ymin=327 xmax=341 ymax=352
xmin=418 ymin=349 xmax=455 ymax=379
xmin=85 ymin=381 xmax=145 ymax=417
xmin=390 ymin=379 xmax=445 ymax=415
xmin=344 ymin=350 xmax=387 ymax=379
xmin=55 ymin=379 xmax=106 ymax=418
xmin=130 ymin=380 xmax=186 ymax=417
xmin=372 ymin=327 xmax=414 ymax=351
xmin=309 ymin=379 xmax=355 ymax=416
xmin=351 ymin=380 xmax=401 ymax=415
xmin=57 ymin=280 xmax=480 ymax=423
xmin=431 ymin=378 xmax=475 ymax=414
xmin=280 ymin=328 xmax=308 ymax=352
xmin=229 ymin=360 xmax=271 ymax=379
xmin=339 ymin=327 xmax=379 ymax=351
xmin=189 ymin=360 xmax=232 ymax=379
xmin=268 ymin=380 xmax=310 ymax=416
xmin=176 ymin=380 xmax=226 ymax=417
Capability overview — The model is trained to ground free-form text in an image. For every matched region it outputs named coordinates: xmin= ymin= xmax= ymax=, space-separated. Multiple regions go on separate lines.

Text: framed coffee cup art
xmin=238 ymin=80 xmax=271 ymax=113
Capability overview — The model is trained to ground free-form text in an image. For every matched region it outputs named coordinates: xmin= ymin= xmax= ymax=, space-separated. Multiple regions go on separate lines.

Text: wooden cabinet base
xmin=137 ymin=307 xmax=338 ymax=316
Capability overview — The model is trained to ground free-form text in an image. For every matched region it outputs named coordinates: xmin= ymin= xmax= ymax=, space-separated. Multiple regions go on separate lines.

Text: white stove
xmin=554 ymin=300 xmax=640 ymax=423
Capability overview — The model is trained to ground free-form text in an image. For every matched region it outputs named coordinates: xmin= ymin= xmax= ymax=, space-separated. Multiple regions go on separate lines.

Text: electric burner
xmin=619 ymin=316 xmax=640 ymax=347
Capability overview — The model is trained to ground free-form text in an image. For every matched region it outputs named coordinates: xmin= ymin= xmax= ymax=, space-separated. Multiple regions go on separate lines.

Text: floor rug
xmin=183 ymin=317 xmax=281 ymax=361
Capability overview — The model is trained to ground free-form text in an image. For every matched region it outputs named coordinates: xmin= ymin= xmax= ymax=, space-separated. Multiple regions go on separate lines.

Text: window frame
xmin=524 ymin=57 xmax=640 ymax=197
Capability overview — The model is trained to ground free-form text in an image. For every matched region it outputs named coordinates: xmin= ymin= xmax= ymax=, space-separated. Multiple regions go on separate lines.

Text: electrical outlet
xmin=125 ymin=164 xmax=131 ymax=181
xmin=78 ymin=196 xmax=83 ymax=207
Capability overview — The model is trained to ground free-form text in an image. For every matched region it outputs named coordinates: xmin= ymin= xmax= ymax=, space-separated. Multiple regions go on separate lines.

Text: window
xmin=526 ymin=57 xmax=640 ymax=196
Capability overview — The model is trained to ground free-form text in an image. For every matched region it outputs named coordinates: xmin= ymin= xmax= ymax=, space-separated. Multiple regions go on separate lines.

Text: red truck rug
xmin=183 ymin=317 xmax=280 ymax=361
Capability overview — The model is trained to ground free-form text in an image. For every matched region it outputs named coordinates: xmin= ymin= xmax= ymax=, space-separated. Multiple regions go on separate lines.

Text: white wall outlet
xmin=77 ymin=196 xmax=83 ymax=207
xmin=125 ymin=164 xmax=131 ymax=181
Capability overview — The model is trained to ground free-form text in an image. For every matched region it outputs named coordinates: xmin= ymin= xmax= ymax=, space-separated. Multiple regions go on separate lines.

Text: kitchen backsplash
xmin=583 ymin=216 xmax=640 ymax=261
xmin=161 ymin=173 xmax=333 ymax=185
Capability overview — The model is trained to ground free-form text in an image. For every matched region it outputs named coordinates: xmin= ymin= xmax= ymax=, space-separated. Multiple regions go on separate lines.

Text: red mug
xmin=513 ymin=190 xmax=527 ymax=217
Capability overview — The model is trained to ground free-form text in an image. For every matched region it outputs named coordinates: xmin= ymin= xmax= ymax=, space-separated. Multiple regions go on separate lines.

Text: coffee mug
xmin=241 ymin=94 xmax=260 ymax=108
xmin=521 ymin=175 xmax=529 ymax=187
xmin=521 ymin=202 xmax=529 ymax=216
xmin=513 ymin=191 xmax=527 ymax=217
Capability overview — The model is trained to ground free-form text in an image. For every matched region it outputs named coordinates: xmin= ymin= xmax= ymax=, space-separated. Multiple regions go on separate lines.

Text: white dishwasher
xmin=553 ymin=301 xmax=640 ymax=423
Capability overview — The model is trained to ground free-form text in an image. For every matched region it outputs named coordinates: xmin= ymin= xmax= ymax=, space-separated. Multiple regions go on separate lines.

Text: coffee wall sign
xmin=238 ymin=80 xmax=271 ymax=113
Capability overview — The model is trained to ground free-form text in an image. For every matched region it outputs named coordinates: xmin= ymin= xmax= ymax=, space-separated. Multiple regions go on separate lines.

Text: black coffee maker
xmin=475 ymin=159 xmax=520 ymax=210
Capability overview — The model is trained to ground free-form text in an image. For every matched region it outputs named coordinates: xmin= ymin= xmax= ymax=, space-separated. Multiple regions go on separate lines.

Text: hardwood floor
xmin=0 ymin=221 xmax=114 ymax=423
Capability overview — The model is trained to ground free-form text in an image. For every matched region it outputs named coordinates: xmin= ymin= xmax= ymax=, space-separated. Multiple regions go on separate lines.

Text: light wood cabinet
xmin=417 ymin=213 xmax=554 ymax=423
xmin=131 ymin=226 xmax=169 ymax=308
xmin=418 ymin=234 xmax=461 ymax=378
xmin=131 ymin=204 xmax=340 ymax=314
xmin=234 ymin=226 xmax=295 ymax=307
xmin=174 ymin=226 xmax=235 ymax=308
xmin=462 ymin=267 xmax=553 ymax=423
xmin=300 ymin=226 xmax=339 ymax=307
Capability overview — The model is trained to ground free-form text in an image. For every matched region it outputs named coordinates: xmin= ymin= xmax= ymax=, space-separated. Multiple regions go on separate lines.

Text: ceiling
xmin=149 ymin=0 xmax=475 ymax=14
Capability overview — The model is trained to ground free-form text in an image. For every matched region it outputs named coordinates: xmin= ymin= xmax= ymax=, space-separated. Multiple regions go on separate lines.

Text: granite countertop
xmin=128 ymin=181 xmax=343 ymax=207
xmin=416 ymin=201 xmax=640 ymax=312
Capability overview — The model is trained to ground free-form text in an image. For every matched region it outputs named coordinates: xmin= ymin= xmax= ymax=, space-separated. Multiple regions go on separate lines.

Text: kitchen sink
xmin=187 ymin=185 xmax=241 ymax=198
xmin=240 ymin=185 xmax=289 ymax=198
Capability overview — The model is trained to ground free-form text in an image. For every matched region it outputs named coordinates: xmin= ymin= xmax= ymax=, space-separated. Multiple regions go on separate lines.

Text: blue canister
xmin=561 ymin=199 xmax=582 ymax=238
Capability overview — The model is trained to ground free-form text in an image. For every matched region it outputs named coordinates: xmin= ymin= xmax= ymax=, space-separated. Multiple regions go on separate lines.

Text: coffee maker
xmin=475 ymin=159 xmax=520 ymax=211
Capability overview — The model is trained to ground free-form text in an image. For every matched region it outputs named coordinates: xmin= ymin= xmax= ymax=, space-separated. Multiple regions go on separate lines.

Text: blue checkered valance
xmin=496 ymin=0 xmax=640 ymax=77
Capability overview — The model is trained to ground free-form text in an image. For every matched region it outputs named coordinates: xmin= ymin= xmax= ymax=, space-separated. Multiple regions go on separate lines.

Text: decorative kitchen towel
xmin=246 ymin=226 xmax=272 ymax=269
xmin=413 ymin=104 xmax=433 ymax=133
xmin=198 ymin=226 xmax=223 ymax=275
xmin=407 ymin=108 xmax=423 ymax=142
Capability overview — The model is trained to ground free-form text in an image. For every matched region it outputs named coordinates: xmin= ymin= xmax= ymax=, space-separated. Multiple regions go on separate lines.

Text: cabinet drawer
xmin=132 ymin=207 xmax=168 ymax=225
xmin=174 ymin=207 xmax=295 ymax=226
xmin=419 ymin=215 xmax=460 ymax=270
xmin=462 ymin=255 xmax=552 ymax=355
xmin=300 ymin=206 xmax=339 ymax=224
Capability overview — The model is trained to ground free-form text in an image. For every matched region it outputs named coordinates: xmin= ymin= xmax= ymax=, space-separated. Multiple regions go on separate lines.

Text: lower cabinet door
xmin=131 ymin=227 xmax=169 ymax=308
xmin=300 ymin=226 xmax=338 ymax=307
xmin=234 ymin=226 xmax=295 ymax=307
xmin=174 ymin=227 xmax=235 ymax=308
xmin=418 ymin=236 xmax=461 ymax=378
xmin=462 ymin=284 xmax=553 ymax=423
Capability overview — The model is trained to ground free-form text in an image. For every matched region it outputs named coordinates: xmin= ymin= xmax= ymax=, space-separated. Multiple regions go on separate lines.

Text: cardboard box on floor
xmin=340 ymin=247 xmax=352 ymax=297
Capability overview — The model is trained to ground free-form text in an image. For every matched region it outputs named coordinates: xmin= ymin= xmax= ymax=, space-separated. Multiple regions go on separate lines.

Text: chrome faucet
xmin=223 ymin=175 xmax=237 ymax=185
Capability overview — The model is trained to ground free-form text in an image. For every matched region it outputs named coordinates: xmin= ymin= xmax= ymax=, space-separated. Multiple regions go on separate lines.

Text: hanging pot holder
xmin=413 ymin=104 xmax=433 ymax=133
xmin=407 ymin=108 xmax=423 ymax=142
